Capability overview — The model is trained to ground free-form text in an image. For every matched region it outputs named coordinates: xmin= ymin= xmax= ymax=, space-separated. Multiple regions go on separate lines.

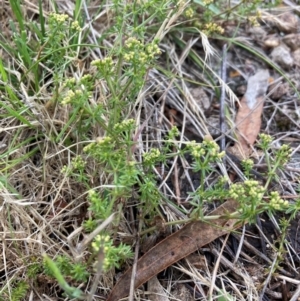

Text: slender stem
xmin=139 ymin=212 xmax=241 ymax=236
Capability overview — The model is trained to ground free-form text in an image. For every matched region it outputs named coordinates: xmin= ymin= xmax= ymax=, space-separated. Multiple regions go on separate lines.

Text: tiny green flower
xmin=248 ymin=15 xmax=260 ymax=27
xmin=72 ymin=155 xmax=86 ymax=170
xmin=168 ymin=126 xmax=180 ymax=139
xmin=276 ymin=144 xmax=292 ymax=165
xmin=218 ymin=151 xmax=226 ymax=159
xmin=203 ymin=22 xmax=224 ymax=35
xmin=92 ymin=234 xmax=133 ymax=271
xmin=114 ymin=119 xmax=135 ymax=132
xmin=184 ymin=7 xmax=195 ymax=19
xmin=269 ymin=191 xmax=288 ymax=211
xmin=259 ymin=133 xmax=273 ymax=149
xmin=71 ymin=20 xmax=81 ymax=31
xmin=143 ymin=148 xmax=161 ymax=165
xmin=91 ymin=57 xmax=114 ymax=76
xmin=203 ymin=0 xmax=214 ymax=4
xmin=61 ymin=90 xmax=75 ymax=105
xmin=64 ymin=77 xmax=76 ymax=88
xmin=125 ymin=37 xmax=142 ymax=49
xmin=50 ymin=13 xmax=69 ymax=24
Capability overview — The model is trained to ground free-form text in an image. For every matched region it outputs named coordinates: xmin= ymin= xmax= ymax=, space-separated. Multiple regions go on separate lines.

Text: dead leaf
xmin=148 ymin=276 xmax=170 ymax=301
xmin=232 ymin=69 xmax=269 ymax=159
xmin=229 ymin=70 xmax=241 ymax=78
xmin=106 ymin=199 xmax=242 ymax=301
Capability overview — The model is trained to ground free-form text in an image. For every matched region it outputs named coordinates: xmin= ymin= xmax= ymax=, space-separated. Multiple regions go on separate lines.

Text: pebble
xmin=282 ymin=33 xmax=300 ymax=51
xmin=190 ymin=87 xmax=211 ymax=111
xmin=270 ymin=44 xmax=294 ymax=69
xmin=275 ymin=12 xmax=299 ymax=33
xmin=264 ymin=35 xmax=280 ymax=48
xmin=268 ymin=81 xmax=289 ymax=100
xmin=292 ymin=49 xmax=300 ymax=67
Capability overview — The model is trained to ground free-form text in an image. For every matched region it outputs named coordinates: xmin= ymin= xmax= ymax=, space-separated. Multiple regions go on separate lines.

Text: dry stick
xmin=282 ymin=280 xmax=288 ymax=301
xmin=289 ymin=284 xmax=300 ymax=301
xmin=210 ymin=248 xmax=250 ymax=299
xmin=233 ymin=224 xmax=245 ymax=264
xmin=277 ymin=275 xmax=300 ymax=285
xmin=83 ymin=4 xmax=104 ymax=59
xmin=259 ymin=253 xmax=278 ymax=301
xmin=283 ymin=0 xmax=300 ymax=13
xmin=233 ymin=233 xmax=293 ymax=277
xmin=168 ymin=112 xmax=181 ymax=204
xmin=173 ymin=158 xmax=181 ymax=204
xmin=219 ymin=44 xmax=227 ymax=154
xmin=255 ymin=217 xmax=267 ymax=255
xmin=87 ymin=248 xmax=105 ymax=301
xmin=233 ymin=233 xmax=272 ymax=265
xmin=129 ymin=213 xmax=142 ymax=301
xmin=208 ymin=233 xmax=230 ymax=300
xmin=264 ymin=288 xmax=282 ymax=299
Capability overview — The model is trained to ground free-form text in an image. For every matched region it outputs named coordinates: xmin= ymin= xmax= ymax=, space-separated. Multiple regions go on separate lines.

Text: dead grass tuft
xmin=1 ymin=0 xmax=300 ymax=300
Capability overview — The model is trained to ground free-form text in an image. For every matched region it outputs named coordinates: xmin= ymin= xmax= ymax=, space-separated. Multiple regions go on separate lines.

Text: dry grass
xmin=1 ymin=0 xmax=300 ymax=300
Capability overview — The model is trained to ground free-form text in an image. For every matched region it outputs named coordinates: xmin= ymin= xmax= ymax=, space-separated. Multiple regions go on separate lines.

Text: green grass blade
xmin=9 ymin=0 xmax=25 ymax=32
xmin=43 ymin=255 xmax=84 ymax=299
xmin=38 ymin=0 xmax=46 ymax=38
xmin=55 ymin=106 xmax=82 ymax=142
xmin=0 ymin=102 xmax=33 ymax=127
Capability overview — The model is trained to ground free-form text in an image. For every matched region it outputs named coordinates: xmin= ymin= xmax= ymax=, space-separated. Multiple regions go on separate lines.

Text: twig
xmin=233 ymin=233 xmax=272 ymax=264
xmin=87 ymin=248 xmax=105 ymax=301
xmin=76 ymin=213 xmax=115 ymax=256
xmin=168 ymin=109 xmax=181 ymax=204
xmin=256 ymin=216 xmax=267 ymax=255
xmin=219 ymin=44 xmax=227 ymax=153
xmin=277 ymin=275 xmax=300 ymax=285
xmin=259 ymin=254 xmax=278 ymax=301
xmin=264 ymin=288 xmax=282 ymax=299
xmin=208 ymin=233 xmax=230 ymax=300
xmin=233 ymin=224 xmax=245 ymax=264
xmin=129 ymin=212 xmax=142 ymax=301
xmin=173 ymin=159 xmax=181 ymax=204
xmin=283 ymin=0 xmax=300 ymax=14
xmin=290 ymin=284 xmax=300 ymax=301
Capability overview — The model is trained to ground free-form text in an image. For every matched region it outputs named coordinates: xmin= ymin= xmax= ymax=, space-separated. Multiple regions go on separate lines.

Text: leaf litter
xmin=1 ymin=1 xmax=300 ymax=301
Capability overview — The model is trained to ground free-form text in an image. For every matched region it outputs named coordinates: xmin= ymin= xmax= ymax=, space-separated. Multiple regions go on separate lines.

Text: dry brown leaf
xmin=233 ymin=69 xmax=269 ymax=159
xmin=106 ymin=199 xmax=242 ymax=301
xmin=148 ymin=276 xmax=170 ymax=301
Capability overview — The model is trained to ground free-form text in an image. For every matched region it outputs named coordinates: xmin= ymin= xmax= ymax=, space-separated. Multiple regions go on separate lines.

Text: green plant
xmin=44 ymin=255 xmax=89 ymax=283
xmin=0 ymin=280 xmax=29 ymax=301
xmin=1 ymin=0 xmax=299 ymax=300
xmin=92 ymin=234 xmax=134 ymax=272
xmin=43 ymin=255 xmax=84 ymax=300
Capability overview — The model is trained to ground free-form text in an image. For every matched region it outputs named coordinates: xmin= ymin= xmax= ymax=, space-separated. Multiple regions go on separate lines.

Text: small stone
xmin=292 ymin=49 xmax=300 ymax=67
xmin=249 ymin=26 xmax=267 ymax=42
xmin=268 ymin=81 xmax=289 ymax=100
xmin=206 ymin=116 xmax=220 ymax=137
xmin=264 ymin=35 xmax=280 ymax=48
xmin=276 ymin=12 xmax=299 ymax=33
xmin=270 ymin=45 xmax=294 ymax=69
xmin=283 ymin=33 xmax=300 ymax=51
xmin=236 ymin=85 xmax=247 ymax=96
xmin=190 ymin=87 xmax=211 ymax=111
